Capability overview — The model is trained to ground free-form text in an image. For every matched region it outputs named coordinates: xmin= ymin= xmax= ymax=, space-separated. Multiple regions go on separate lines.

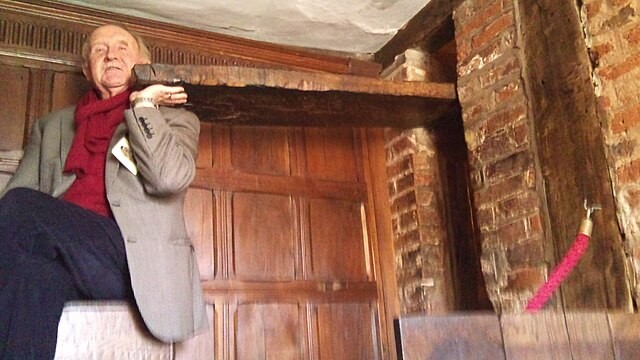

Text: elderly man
xmin=0 ymin=24 xmax=207 ymax=359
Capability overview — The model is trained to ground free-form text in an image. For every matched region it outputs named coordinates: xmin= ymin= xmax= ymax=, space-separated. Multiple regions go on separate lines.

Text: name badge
xmin=111 ymin=136 xmax=138 ymax=175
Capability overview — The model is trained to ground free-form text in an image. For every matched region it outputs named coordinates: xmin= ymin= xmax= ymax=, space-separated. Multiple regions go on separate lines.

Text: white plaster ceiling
xmin=58 ymin=0 xmax=432 ymax=55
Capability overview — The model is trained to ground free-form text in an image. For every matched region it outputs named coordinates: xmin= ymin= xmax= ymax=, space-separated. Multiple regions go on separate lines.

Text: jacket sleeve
xmin=0 ymin=118 xmax=43 ymax=198
xmin=124 ymin=106 xmax=200 ymax=196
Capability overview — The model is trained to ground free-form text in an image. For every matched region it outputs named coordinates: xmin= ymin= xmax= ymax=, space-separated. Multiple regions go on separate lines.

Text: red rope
xmin=525 ymin=233 xmax=590 ymax=312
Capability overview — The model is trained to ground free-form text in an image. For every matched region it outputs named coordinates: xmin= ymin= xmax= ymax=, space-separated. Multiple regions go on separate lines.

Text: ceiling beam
xmin=134 ymin=64 xmax=458 ymax=128
xmin=374 ymin=0 xmax=455 ymax=70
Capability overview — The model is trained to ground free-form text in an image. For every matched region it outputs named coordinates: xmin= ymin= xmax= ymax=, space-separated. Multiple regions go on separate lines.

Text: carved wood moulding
xmin=0 ymin=0 xmax=381 ymax=75
xmin=134 ymin=64 xmax=458 ymax=128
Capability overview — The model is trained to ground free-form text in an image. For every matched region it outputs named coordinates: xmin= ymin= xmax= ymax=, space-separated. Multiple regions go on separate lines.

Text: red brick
xmin=528 ymin=214 xmax=544 ymax=235
xmin=505 ymin=268 xmax=546 ymax=292
xmin=389 ymin=136 xmax=419 ymax=156
xmin=458 ymin=29 xmax=516 ymax=76
xmin=476 ymin=206 xmax=496 ymax=229
xmin=414 ymin=171 xmax=437 ymax=187
xmin=479 ymin=56 xmax=521 ymax=88
xmin=610 ymin=0 xmax=632 ymax=7
xmin=462 ymin=102 xmax=486 ymax=122
xmin=597 ymin=95 xmax=612 ymax=111
xmin=475 ymin=174 xmax=529 ymax=204
xmin=497 ymin=219 xmax=527 ymax=242
xmin=485 ymin=151 xmax=533 ymax=180
xmin=395 ymin=173 xmax=416 ymax=194
xmin=390 ymin=190 xmax=417 ymax=214
xmin=480 ymin=104 xmax=527 ymax=136
xmin=506 ymin=239 xmax=545 ymax=268
xmin=456 ymin=0 xmax=503 ymax=39
xmin=513 ymin=121 xmax=530 ymax=146
xmin=472 ymin=12 xmax=515 ymax=49
xmin=584 ymin=0 xmax=603 ymax=17
xmin=473 ymin=131 xmax=518 ymax=164
xmin=386 ymin=157 xmax=413 ymax=178
xmin=495 ymin=191 xmax=539 ymax=223
xmin=625 ymin=24 xmax=640 ymax=45
xmin=456 ymin=37 xmax=472 ymax=64
xmin=617 ymin=159 xmax=640 ymax=183
xmin=611 ymin=103 xmax=640 ymax=134
xmin=395 ymin=229 xmax=421 ymax=249
xmin=494 ymin=79 xmax=522 ymax=103
xmin=592 ymin=42 xmax=614 ymax=59
xmin=597 ymin=51 xmax=640 ymax=80
xmin=397 ymin=208 xmax=419 ymax=230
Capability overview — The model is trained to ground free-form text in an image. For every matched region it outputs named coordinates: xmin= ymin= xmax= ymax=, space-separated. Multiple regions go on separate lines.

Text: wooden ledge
xmin=133 ymin=64 xmax=458 ymax=128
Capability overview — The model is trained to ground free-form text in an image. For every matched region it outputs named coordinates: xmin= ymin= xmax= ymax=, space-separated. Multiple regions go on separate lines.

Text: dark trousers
xmin=0 ymin=188 xmax=133 ymax=360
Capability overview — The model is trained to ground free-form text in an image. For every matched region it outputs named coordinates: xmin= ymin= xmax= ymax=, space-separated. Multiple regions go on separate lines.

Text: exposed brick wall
xmin=383 ymin=51 xmax=453 ymax=314
xmin=583 ymin=0 xmax=640 ymax=301
xmin=385 ymin=128 xmax=452 ymax=314
xmin=453 ymin=0 xmax=548 ymax=313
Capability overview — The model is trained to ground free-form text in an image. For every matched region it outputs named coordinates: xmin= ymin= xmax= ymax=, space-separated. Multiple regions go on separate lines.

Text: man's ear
xmin=82 ymin=64 xmax=91 ymax=81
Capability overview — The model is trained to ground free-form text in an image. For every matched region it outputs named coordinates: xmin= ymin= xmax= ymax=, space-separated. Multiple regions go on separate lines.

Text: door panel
xmin=184 ymin=188 xmax=216 ymax=280
xmin=317 ymin=303 xmax=376 ymax=360
xmin=309 ymin=199 xmax=368 ymax=281
xmin=236 ymin=303 xmax=302 ymax=360
xmin=233 ymin=192 xmax=296 ymax=280
xmin=231 ymin=127 xmax=291 ymax=175
xmin=0 ymin=64 xmax=29 ymax=151
xmin=304 ymin=128 xmax=358 ymax=182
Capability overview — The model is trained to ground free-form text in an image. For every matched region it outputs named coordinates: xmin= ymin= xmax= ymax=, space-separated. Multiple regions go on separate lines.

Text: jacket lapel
xmin=59 ymin=114 xmax=76 ymax=191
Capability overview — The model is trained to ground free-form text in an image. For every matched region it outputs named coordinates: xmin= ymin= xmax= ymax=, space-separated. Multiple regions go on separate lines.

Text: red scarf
xmin=63 ymin=89 xmax=131 ymax=217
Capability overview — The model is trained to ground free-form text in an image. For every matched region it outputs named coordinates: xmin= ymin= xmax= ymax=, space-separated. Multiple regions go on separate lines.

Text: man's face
xmin=83 ymin=25 xmax=147 ymax=98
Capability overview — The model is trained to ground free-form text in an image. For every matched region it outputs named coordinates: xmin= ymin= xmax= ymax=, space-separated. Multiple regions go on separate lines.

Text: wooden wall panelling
xmin=196 ymin=122 xmax=214 ymax=169
xmin=362 ymin=128 xmax=400 ymax=360
xmin=26 ymin=68 xmax=54 ymax=135
xmin=51 ymin=71 xmax=90 ymax=113
xmin=316 ymin=303 xmax=378 ymax=360
xmin=308 ymin=198 xmax=368 ymax=281
xmin=0 ymin=63 xmax=29 ymax=151
xmin=236 ymin=302 xmax=303 ymax=359
xmin=304 ymin=128 xmax=359 ymax=182
xmin=184 ymin=188 xmax=215 ymax=280
xmin=216 ymin=190 xmax=234 ymax=279
xmin=232 ymin=192 xmax=296 ymax=281
xmin=230 ymin=126 xmax=292 ymax=176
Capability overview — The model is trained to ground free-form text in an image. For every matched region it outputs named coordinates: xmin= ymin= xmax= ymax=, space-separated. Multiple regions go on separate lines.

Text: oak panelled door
xmin=185 ymin=124 xmax=387 ymax=359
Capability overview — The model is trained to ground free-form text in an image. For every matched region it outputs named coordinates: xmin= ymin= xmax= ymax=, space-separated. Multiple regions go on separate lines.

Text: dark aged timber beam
xmin=133 ymin=64 xmax=458 ymax=128
xmin=375 ymin=0 xmax=454 ymax=69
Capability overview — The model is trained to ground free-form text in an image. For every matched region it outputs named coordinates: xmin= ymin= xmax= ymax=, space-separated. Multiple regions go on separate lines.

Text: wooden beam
xmin=374 ymin=0 xmax=454 ymax=69
xmin=133 ymin=64 xmax=457 ymax=128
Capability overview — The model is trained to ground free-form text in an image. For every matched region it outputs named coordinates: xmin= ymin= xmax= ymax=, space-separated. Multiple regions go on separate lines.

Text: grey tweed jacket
xmin=1 ymin=104 xmax=207 ymax=342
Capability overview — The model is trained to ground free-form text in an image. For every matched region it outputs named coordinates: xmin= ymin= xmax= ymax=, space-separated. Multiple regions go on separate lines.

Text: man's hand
xmin=130 ymin=84 xmax=188 ymax=108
